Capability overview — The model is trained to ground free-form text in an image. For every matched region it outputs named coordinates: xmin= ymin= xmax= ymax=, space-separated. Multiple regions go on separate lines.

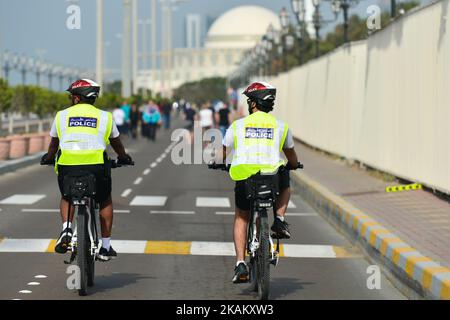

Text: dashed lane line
xmin=121 ymin=188 xmax=133 ymax=197
xmin=143 ymin=169 xmax=151 ymax=175
xmin=0 ymin=194 xmax=46 ymax=205
xmin=0 ymin=239 xmax=359 ymax=258
xmin=150 ymin=210 xmax=195 ymax=215
xmin=134 ymin=177 xmax=143 ymax=185
xmin=150 ymin=162 xmax=157 ymax=168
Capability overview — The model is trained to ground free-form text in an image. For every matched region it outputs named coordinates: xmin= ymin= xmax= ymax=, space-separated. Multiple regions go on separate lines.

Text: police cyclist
xmin=221 ymin=81 xmax=300 ymax=283
xmin=41 ymin=79 xmax=134 ymax=261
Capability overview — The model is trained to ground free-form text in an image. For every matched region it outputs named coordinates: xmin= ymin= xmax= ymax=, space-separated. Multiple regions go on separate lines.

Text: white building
xmin=136 ymin=5 xmax=281 ymax=96
xmin=185 ymin=14 xmax=202 ymax=49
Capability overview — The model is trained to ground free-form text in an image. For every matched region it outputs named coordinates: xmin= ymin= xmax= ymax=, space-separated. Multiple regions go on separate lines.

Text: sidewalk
xmin=291 ymin=142 xmax=450 ymax=299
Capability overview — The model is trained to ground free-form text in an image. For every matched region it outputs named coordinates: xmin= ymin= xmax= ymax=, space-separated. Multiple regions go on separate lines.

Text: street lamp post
xmin=331 ymin=0 xmax=357 ymax=44
xmin=312 ymin=0 xmax=321 ymax=58
xmin=279 ymin=7 xmax=290 ymax=72
xmin=290 ymin=0 xmax=305 ymax=64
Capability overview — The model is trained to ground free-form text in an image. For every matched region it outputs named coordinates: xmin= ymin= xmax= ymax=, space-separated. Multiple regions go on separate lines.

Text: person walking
xmin=130 ymin=103 xmax=140 ymax=139
xmin=215 ymin=102 xmax=232 ymax=138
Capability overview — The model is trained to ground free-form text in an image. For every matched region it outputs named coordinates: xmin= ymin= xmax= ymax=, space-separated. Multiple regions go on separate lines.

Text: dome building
xmin=136 ymin=5 xmax=280 ymax=95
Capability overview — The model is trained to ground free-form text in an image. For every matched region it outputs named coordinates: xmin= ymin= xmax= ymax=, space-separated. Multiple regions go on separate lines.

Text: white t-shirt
xmin=199 ymin=109 xmax=213 ymax=128
xmin=223 ymin=122 xmax=294 ymax=149
xmin=113 ymin=108 xmax=126 ymax=126
xmin=49 ymin=118 xmax=120 ymax=139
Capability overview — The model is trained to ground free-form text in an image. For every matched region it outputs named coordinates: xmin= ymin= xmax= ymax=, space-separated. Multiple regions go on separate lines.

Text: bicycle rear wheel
xmin=76 ymin=205 xmax=91 ymax=296
xmin=257 ymin=212 xmax=270 ymax=300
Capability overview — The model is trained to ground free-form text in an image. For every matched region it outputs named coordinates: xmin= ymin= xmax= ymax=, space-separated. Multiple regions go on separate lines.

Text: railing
xmin=0 ymin=117 xmax=53 ymax=137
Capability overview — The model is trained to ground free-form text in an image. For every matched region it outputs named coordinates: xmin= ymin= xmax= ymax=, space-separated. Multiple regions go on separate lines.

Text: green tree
xmin=0 ymin=79 xmax=13 ymax=113
xmin=173 ymin=77 xmax=227 ymax=105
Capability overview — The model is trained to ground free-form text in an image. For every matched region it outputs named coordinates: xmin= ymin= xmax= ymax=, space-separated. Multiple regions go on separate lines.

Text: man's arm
xmin=46 ymin=137 xmax=59 ymax=160
xmin=109 ymin=137 xmax=127 ymax=159
xmin=283 ymin=148 xmax=299 ymax=168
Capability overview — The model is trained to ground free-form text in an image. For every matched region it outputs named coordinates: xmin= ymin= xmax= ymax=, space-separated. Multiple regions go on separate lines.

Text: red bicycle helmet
xmin=67 ymin=79 xmax=100 ymax=99
xmin=242 ymin=81 xmax=276 ymax=110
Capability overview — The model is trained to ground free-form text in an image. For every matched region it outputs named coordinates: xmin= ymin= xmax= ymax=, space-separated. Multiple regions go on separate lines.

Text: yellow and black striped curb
xmin=291 ymin=171 xmax=450 ymax=300
xmin=386 ymin=183 xmax=422 ymax=193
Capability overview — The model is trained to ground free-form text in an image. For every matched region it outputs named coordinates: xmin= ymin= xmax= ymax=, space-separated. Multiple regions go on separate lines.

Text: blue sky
xmin=0 ymin=0 xmax=425 ymax=85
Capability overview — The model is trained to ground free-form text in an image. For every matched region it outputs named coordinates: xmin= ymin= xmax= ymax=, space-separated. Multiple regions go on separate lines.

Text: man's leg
xmin=60 ymin=197 xmax=75 ymax=226
xmin=54 ymin=197 xmax=75 ymax=254
xmin=233 ymin=207 xmax=250 ymax=263
xmin=275 ymin=187 xmax=290 ymax=218
xmin=99 ymin=196 xmax=113 ymax=238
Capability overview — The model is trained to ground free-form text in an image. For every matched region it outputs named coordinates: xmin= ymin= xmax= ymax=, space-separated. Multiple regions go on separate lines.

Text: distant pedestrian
xmin=130 ymin=104 xmax=140 ymax=139
xmin=113 ymin=105 xmax=126 ymax=134
xmin=216 ymin=102 xmax=232 ymax=138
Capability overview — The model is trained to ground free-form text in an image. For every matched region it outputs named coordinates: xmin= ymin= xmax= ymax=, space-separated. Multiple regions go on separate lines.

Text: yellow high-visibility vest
xmin=55 ymin=104 xmax=112 ymax=166
xmin=229 ymin=111 xmax=289 ymax=181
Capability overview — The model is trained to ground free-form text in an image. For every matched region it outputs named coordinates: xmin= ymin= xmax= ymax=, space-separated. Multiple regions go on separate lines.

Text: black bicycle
xmin=42 ymin=159 xmax=133 ymax=296
xmin=209 ymin=162 xmax=303 ymax=300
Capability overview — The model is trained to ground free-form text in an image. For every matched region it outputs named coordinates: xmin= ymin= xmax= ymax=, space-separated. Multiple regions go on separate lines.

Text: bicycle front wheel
xmin=257 ymin=212 xmax=270 ymax=300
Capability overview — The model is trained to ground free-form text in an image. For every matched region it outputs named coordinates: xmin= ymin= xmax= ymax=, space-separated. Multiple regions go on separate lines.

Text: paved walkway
xmin=296 ymin=142 xmax=450 ymax=268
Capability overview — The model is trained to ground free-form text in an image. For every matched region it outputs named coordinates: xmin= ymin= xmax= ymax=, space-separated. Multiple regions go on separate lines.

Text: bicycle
xmin=41 ymin=158 xmax=133 ymax=296
xmin=208 ymin=162 xmax=303 ymax=300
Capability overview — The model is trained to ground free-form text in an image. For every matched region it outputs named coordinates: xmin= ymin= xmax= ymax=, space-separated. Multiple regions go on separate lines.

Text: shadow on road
xmin=237 ymin=277 xmax=314 ymax=300
xmin=89 ymin=273 xmax=156 ymax=294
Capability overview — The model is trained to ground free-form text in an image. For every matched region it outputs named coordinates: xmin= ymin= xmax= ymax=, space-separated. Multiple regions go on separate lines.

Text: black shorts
xmin=57 ymin=164 xmax=112 ymax=204
xmin=234 ymin=169 xmax=290 ymax=211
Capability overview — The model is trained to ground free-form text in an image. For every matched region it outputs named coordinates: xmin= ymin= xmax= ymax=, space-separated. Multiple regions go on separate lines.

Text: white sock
xmin=236 ymin=260 xmax=246 ymax=267
xmin=277 ymin=215 xmax=285 ymax=222
xmin=102 ymin=237 xmax=111 ymax=250
xmin=62 ymin=221 xmax=72 ymax=231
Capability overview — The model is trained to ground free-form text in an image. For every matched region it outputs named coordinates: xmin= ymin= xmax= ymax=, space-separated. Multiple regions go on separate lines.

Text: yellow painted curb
xmin=392 ymin=247 xmax=417 ymax=265
xmin=360 ymin=221 xmax=380 ymax=238
xmin=333 ymin=246 xmax=359 ymax=258
xmin=368 ymin=229 xmax=391 ymax=246
xmin=405 ymin=256 xmax=432 ymax=277
xmin=144 ymin=241 xmax=191 ymax=255
xmin=379 ymin=237 xmax=403 ymax=256
xmin=422 ymin=266 xmax=450 ymax=290
xmin=440 ymin=280 xmax=450 ymax=300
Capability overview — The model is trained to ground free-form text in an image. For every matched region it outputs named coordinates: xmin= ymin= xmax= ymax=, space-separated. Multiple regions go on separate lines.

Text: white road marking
xmin=215 ymin=211 xmax=234 ymax=215
xmin=143 ymin=169 xmax=151 ymax=175
xmin=19 ymin=290 xmax=32 ymax=294
xmin=0 ymin=239 xmax=51 ymax=252
xmin=150 ymin=162 xmax=157 ymax=168
xmin=34 ymin=275 xmax=47 ymax=279
xmin=130 ymin=196 xmax=167 ymax=206
xmin=0 ymin=239 xmax=349 ymax=258
xmin=12 ymin=299 xmax=21 ymax=300
xmin=134 ymin=177 xmax=143 ymax=185
xmin=111 ymin=240 xmax=147 ymax=254
xmin=160 ymin=153 xmax=167 ymax=159
xmin=286 ymin=213 xmax=318 ymax=217
xmin=190 ymin=241 xmax=236 ymax=256
xmin=196 ymin=197 xmax=230 ymax=208
xmin=150 ymin=210 xmax=195 ymax=215
xmin=21 ymin=209 xmax=59 ymax=213
xmin=0 ymin=194 xmax=46 ymax=205
xmin=115 ymin=210 xmax=131 ymax=213
xmin=27 ymin=282 xmax=40 ymax=286
xmin=283 ymin=244 xmax=337 ymax=258
xmin=288 ymin=200 xmax=297 ymax=208
xmin=156 ymin=157 xmax=163 ymax=163
xmin=121 ymin=188 xmax=132 ymax=197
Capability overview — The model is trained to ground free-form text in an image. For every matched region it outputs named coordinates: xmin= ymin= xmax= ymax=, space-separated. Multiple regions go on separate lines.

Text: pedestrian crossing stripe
xmin=385 ymin=183 xmax=422 ymax=193
xmin=0 ymin=239 xmax=359 ymax=258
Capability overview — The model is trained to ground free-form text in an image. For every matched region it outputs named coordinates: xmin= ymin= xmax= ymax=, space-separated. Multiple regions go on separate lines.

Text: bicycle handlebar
xmin=208 ymin=162 xmax=304 ymax=171
xmin=39 ymin=157 xmax=134 ymax=168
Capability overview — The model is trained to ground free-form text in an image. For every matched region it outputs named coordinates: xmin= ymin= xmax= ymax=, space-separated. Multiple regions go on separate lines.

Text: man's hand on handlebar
xmin=285 ymin=162 xmax=304 ymax=171
xmin=40 ymin=153 xmax=55 ymax=166
xmin=117 ymin=154 xmax=134 ymax=166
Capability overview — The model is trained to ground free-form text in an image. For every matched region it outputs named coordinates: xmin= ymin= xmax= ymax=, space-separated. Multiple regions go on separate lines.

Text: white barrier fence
xmin=241 ymin=1 xmax=450 ymax=194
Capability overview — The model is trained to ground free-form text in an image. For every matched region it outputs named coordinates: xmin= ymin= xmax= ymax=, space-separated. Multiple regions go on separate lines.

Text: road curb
xmin=0 ymin=152 xmax=45 ymax=176
xmin=290 ymin=171 xmax=450 ymax=300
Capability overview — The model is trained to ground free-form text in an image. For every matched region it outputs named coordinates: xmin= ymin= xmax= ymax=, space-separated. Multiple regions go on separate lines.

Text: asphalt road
xmin=0 ymin=116 xmax=405 ymax=300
